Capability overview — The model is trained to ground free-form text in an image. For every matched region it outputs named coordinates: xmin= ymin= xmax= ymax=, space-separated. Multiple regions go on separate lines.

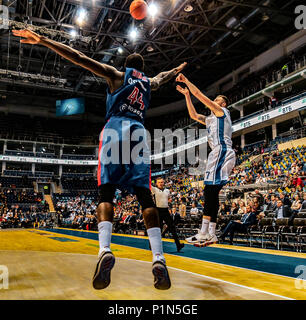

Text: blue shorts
xmin=97 ymin=116 xmax=151 ymax=193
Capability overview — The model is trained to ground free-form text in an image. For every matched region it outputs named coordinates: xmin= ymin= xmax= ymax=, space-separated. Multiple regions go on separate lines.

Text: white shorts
xmin=204 ymin=146 xmax=236 ymax=186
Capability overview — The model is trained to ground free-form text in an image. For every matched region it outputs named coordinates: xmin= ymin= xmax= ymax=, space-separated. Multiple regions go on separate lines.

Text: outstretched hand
xmin=176 ymin=85 xmax=189 ymax=96
xmin=12 ymin=29 xmax=41 ymax=45
xmin=176 ymin=73 xmax=188 ymax=84
xmin=174 ymin=62 xmax=187 ymax=75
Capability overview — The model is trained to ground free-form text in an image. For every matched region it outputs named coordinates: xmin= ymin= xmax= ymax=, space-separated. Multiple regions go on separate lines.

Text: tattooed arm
xmin=149 ymin=62 xmax=187 ymax=91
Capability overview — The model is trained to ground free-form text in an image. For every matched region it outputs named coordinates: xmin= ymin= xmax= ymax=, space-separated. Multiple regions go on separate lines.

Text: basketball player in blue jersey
xmin=176 ymin=73 xmax=236 ymax=247
xmin=13 ymin=29 xmax=187 ymax=290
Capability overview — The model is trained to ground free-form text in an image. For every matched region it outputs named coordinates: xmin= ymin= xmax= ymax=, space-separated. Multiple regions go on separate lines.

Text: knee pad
xmin=134 ymin=187 xmax=155 ymax=210
xmin=98 ymin=184 xmax=116 ymax=205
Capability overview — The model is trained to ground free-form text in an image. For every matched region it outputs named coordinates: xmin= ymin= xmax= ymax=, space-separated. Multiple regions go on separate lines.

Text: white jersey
xmin=204 ymin=107 xmax=236 ymax=186
xmin=206 ymin=107 xmax=233 ymax=150
xmin=151 ymin=186 xmax=170 ymax=208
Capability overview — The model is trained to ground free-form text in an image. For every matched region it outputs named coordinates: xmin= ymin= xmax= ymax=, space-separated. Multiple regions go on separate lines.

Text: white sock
xmin=98 ymin=221 xmax=112 ymax=256
xmin=200 ymin=218 xmax=210 ymax=234
xmin=209 ymin=222 xmax=216 ymax=236
xmin=147 ymin=227 xmax=165 ymax=263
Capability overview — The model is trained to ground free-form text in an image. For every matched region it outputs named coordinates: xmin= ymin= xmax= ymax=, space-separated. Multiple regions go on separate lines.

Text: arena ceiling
xmin=0 ymin=0 xmax=302 ymax=116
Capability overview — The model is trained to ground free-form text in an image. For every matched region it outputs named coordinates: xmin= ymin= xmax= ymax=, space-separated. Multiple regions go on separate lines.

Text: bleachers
xmin=0 ymin=113 xmax=100 ymax=145
xmin=3 ymin=170 xmax=53 ymax=178
xmin=0 ymin=176 xmax=34 ymax=188
xmin=61 ymin=177 xmax=97 ymax=191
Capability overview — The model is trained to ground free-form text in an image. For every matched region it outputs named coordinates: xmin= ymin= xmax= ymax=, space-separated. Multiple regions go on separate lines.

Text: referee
xmin=151 ymin=177 xmax=184 ymax=252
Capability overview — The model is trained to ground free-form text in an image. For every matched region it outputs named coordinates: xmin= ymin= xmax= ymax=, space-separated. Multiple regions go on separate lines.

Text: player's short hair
xmin=217 ymin=95 xmax=230 ymax=107
xmin=156 ymin=177 xmax=164 ymax=181
xmin=124 ymin=53 xmax=145 ymax=72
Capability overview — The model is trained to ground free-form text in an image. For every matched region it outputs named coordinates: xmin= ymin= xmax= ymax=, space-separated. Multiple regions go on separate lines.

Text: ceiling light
xmin=148 ymin=3 xmax=159 ymax=18
xmin=76 ymin=8 xmax=87 ymax=26
xmin=147 ymin=45 xmax=154 ymax=52
xmin=118 ymin=47 xmax=124 ymax=54
xmin=70 ymin=29 xmax=77 ymax=38
xmin=129 ymin=28 xmax=138 ymax=41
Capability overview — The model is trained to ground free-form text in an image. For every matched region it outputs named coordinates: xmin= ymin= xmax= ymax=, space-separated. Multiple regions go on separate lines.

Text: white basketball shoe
xmin=185 ymin=230 xmax=210 ymax=243
xmin=194 ymin=234 xmax=218 ymax=247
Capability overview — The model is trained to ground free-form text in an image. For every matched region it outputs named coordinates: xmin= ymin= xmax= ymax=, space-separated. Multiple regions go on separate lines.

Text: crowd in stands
xmin=55 ymin=193 xmax=97 ymax=230
xmin=0 ymin=188 xmax=51 ymax=229
xmin=229 ymin=146 xmax=306 ymax=188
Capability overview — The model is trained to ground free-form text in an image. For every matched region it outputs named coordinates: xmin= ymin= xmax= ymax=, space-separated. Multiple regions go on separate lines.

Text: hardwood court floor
xmin=0 ymin=229 xmax=305 ymax=300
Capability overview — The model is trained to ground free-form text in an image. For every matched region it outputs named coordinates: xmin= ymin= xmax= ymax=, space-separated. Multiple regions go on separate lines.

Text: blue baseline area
xmin=46 ymin=228 xmax=306 ymax=278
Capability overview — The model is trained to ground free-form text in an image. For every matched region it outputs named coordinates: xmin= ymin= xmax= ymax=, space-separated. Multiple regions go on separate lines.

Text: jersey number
xmin=127 ymin=87 xmax=145 ymax=110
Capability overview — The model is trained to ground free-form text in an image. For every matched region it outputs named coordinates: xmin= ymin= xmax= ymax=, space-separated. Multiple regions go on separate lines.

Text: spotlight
xmin=70 ymin=29 xmax=77 ymax=38
xmin=118 ymin=47 xmax=124 ymax=54
xmin=76 ymin=8 xmax=87 ymax=26
xmin=262 ymin=13 xmax=269 ymax=21
xmin=148 ymin=3 xmax=159 ymax=18
xmin=129 ymin=28 xmax=138 ymax=41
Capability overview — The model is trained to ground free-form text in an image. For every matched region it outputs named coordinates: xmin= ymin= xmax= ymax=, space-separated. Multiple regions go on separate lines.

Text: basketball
xmin=130 ymin=0 xmax=148 ymax=20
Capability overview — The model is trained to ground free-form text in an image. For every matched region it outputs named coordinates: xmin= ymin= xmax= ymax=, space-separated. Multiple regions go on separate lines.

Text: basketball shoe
xmin=185 ymin=230 xmax=210 ymax=243
xmin=194 ymin=234 xmax=218 ymax=247
xmin=92 ymin=251 xmax=115 ymax=290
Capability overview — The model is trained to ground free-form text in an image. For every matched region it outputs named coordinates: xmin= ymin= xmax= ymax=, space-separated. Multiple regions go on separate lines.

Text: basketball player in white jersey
xmin=176 ymin=73 xmax=236 ymax=247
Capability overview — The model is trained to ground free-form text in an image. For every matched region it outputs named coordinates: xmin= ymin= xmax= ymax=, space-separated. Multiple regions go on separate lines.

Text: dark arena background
xmin=0 ymin=0 xmax=306 ymax=308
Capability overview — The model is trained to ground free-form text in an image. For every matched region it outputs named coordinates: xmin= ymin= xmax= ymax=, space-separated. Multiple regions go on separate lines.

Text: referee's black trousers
xmin=157 ymin=207 xmax=181 ymax=249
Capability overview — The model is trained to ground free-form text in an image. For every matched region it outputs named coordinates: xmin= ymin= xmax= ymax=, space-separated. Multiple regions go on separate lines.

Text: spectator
xmin=179 ymin=200 xmax=186 ymax=219
xmin=300 ymin=193 xmax=306 ymax=211
xmin=219 ymin=203 xmax=229 ymax=216
xmin=265 ymin=195 xmax=277 ymax=211
xmin=220 ymin=205 xmax=257 ymax=245
xmin=279 ymin=193 xmax=292 ymax=207
xmin=230 ymin=202 xmax=239 ymax=215
xmin=274 ymin=199 xmax=292 ymax=219
xmin=190 ymin=202 xmax=199 ymax=217
xmin=237 ymin=201 xmax=246 ymax=215
xmin=291 ymin=194 xmax=302 ymax=214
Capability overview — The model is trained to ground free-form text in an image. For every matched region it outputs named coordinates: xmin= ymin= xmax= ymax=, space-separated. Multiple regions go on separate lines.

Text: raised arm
xmin=176 ymin=85 xmax=206 ymax=125
xmin=149 ymin=62 xmax=187 ymax=91
xmin=176 ymin=73 xmax=224 ymax=117
xmin=12 ymin=29 xmax=123 ymax=85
